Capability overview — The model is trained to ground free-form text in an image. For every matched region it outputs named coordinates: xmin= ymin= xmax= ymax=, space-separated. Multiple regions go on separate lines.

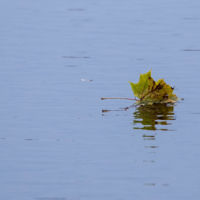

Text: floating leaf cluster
xmin=129 ymin=70 xmax=180 ymax=105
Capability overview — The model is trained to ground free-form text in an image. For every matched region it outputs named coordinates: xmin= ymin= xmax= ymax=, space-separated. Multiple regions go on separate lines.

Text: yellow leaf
xmin=129 ymin=70 xmax=180 ymax=105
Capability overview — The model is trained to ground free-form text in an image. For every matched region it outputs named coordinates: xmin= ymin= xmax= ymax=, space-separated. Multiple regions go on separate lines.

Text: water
xmin=1 ymin=0 xmax=200 ymax=199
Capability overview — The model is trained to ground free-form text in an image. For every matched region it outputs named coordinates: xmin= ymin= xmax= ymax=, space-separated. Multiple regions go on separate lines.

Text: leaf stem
xmin=101 ymin=97 xmax=139 ymax=101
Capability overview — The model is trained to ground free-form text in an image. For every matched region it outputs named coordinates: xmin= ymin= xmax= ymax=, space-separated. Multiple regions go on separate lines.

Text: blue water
xmin=1 ymin=0 xmax=200 ymax=199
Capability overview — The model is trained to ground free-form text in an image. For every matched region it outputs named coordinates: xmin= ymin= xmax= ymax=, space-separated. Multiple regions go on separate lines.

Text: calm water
xmin=1 ymin=0 xmax=200 ymax=199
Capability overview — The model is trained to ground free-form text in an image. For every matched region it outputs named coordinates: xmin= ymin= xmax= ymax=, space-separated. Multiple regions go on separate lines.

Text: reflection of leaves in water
xmin=133 ymin=103 xmax=175 ymax=131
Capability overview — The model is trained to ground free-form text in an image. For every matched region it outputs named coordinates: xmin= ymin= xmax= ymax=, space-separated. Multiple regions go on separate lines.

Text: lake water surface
xmin=1 ymin=0 xmax=200 ymax=199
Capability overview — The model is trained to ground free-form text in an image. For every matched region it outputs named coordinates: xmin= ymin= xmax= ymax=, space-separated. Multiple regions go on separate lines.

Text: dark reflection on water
xmin=143 ymin=134 xmax=155 ymax=140
xmin=133 ymin=104 xmax=176 ymax=131
xmin=102 ymin=103 xmax=176 ymax=131
xmin=183 ymin=49 xmax=200 ymax=51
xmin=35 ymin=198 xmax=75 ymax=200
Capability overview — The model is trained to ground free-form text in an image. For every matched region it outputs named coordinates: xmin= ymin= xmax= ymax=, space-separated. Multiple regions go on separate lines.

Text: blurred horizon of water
xmin=1 ymin=0 xmax=200 ymax=200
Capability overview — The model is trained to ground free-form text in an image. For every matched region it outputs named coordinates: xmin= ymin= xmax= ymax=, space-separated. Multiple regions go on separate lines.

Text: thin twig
xmin=101 ymin=97 xmax=139 ymax=101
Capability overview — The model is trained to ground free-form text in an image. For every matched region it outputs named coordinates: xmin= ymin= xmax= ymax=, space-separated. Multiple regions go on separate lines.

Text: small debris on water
xmin=81 ymin=79 xmax=93 ymax=81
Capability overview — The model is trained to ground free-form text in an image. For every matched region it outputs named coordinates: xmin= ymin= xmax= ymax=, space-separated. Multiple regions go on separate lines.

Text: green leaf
xmin=129 ymin=70 xmax=180 ymax=105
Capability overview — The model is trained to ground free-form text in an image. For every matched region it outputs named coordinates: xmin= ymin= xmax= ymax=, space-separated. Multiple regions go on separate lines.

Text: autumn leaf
xmin=129 ymin=70 xmax=180 ymax=105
